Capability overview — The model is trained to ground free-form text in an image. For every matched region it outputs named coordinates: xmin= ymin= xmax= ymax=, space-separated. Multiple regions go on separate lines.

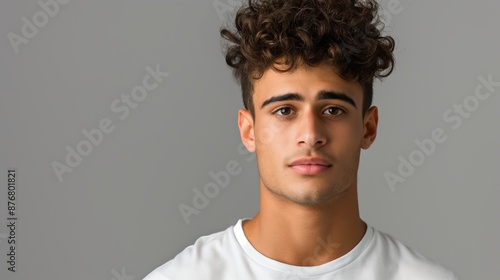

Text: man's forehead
xmin=252 ymin=64 xmax=363 ymax=104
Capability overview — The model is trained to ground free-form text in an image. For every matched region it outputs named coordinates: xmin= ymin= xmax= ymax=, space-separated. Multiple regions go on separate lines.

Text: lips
xmin=289 ymin=156 xmax=332 ymax=175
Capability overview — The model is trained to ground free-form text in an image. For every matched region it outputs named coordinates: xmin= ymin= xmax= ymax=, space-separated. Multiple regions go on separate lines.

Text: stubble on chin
xmin=261 ymin=175 xmax=354 ymax=207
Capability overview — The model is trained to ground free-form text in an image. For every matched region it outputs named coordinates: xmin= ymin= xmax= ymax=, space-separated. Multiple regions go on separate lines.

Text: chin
xmin=285 ymin=187 xmax=340 ymax=206
xmin=301 ymin=179 xmax=354 ymax=200
xmin=264 ymin=177 xmax=351 ymax=205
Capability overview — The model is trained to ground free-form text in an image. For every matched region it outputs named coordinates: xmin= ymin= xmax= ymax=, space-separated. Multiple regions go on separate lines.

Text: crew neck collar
xmin=232 ymin=218 xmax=374 ymax=276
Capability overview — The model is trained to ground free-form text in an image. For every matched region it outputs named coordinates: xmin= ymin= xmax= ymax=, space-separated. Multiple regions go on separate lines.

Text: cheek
xmin=255 ymin=119 xmax=288 ymax=146
xmin=255 ymin=128 xmax=278 ymax=146
xmin=330 ymin=123 xmax=364 ymax=149
xmin=254 ymin=125 xmax=289 ymax=171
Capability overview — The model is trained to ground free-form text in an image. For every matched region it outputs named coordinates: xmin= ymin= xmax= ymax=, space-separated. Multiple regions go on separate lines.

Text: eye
xmin=273 ymin=107 xmax=294 ymax=116
xmin=324 ymin=106 xmax=345 ymax=116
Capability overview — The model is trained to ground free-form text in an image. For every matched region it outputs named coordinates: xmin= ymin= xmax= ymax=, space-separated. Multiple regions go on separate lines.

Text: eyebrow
xmin=260 ymin=90 xmax=357 ymax=109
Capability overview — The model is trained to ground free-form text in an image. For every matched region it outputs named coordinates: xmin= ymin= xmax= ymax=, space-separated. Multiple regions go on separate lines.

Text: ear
xmin=238 ymin=108 xmax=256 ymax=152
xmin=361 ymin=106 xmax=378 ymax=150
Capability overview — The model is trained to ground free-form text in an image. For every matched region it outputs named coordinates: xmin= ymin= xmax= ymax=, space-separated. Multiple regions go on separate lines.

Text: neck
xmin=243 ymin=179 xmax=366 ymax=266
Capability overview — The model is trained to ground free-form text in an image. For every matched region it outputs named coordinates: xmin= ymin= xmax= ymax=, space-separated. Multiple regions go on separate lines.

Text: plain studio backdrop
xmin=0 ymin=0 xmax=498 ymax=279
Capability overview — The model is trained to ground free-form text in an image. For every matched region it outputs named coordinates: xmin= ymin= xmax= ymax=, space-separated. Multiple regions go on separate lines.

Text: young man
xmin=144 ymin=0 xmax=458 ymax=279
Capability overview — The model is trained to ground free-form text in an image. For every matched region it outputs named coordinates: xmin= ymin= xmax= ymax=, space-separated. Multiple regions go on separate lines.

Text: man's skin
xmin=237 ymin=61 xmax=379 ymax=266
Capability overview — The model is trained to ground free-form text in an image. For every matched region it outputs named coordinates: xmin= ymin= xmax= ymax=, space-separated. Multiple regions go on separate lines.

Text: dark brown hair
xmin=220 ymin=0 xmax=395 ymax=118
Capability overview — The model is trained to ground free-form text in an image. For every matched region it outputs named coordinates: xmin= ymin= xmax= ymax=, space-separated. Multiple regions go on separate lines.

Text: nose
xmin=297 ymin=108 xmax=327 ymax=148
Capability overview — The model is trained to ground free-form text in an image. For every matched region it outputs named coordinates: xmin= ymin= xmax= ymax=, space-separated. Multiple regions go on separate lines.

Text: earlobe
xmin=361 ymin=106 xmax=378 ymax=150
xmin=238 ymin=109 xmax=256 ymax=152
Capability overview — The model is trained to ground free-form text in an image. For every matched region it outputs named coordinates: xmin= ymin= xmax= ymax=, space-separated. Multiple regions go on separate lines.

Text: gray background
xmin=0 ymin=0 xmax=498 ymax=279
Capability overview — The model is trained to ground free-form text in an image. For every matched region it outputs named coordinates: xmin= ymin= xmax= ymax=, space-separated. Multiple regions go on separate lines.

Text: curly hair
xmin=220 ymin=0 xmax=395 ymax=118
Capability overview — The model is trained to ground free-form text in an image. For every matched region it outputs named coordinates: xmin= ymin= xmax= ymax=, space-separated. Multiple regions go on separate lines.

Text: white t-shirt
xmin=144 ymin=219 xmax=458 ymax=280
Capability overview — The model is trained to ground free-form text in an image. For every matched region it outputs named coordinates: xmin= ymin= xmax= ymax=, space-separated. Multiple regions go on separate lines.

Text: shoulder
xmin=143 ymin=223 xmax=239 ymax=280
xmin=369 ymin=226 xmax=459 ymax=280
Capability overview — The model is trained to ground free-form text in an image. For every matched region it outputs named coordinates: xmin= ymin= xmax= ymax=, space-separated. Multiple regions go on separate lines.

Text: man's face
xmin=238 ymin=62 xmax=378 ymax=206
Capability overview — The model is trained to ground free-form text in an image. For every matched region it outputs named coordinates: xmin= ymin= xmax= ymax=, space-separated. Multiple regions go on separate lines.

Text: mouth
xmin=288 ymin=156 xmax=332 ymax=175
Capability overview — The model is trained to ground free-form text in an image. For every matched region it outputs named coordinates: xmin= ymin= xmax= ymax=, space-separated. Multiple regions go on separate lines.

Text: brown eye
xmin=324 ymin=107 xmax=345 ymax=116
xmin=275 ymin=107 xmax=293 ymax=116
